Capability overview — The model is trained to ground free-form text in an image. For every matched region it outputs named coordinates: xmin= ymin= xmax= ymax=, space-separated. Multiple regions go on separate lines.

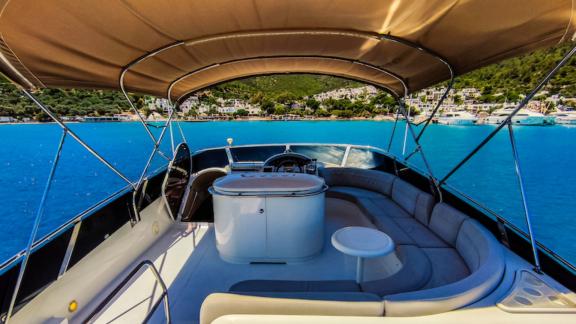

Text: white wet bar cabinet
xmin=212 ymin=173 xmax=326 ymax=263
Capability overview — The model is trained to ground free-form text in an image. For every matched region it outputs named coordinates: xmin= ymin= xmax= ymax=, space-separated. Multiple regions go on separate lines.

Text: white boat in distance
xmin=486 ymin=108 xmax=554 ymax=125
xmin=437 ymin=111 xmax=478 ymax=125
xmin=551 ymin=110 xmax=576 ymax=125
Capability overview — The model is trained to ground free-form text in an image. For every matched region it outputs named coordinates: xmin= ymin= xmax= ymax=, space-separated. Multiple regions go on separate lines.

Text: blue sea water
xmin=0 ymin=121 xmax=575 ymax=267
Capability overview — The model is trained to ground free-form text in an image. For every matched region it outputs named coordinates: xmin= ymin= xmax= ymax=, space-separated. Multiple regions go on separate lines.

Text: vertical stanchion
xmin=6 ymin=130 xmax=67 ymax=323
xmin=387 ymin=109 xmax=400 ymax=152
xmin=507 ymin=122 xmax=541 ymax=273
xmin=169 ymin=115 xmax=175 ymax=155
xmin=402 ymin=105 xmax=411 ymax=155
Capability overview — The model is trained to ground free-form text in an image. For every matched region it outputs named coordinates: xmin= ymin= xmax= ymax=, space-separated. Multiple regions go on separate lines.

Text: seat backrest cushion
xmin=414 ymin=191 xmax=435 ymax=225
xmin=320 ymin=167 xmax=396 ymax=196
xmin=456 ymin=219 xmax=496 ymax=271
xmin=391 ymin=179 xmax=434 ymax=223
xmin=428 ymin=203 xmax=469 ymax=246
xmin=384 ymin=219 xmax=505 ymax=317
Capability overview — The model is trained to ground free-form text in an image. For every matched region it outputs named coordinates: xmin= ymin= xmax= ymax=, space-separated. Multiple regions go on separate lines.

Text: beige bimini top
xmin=0 ymin=0 xmax=574 ymax=101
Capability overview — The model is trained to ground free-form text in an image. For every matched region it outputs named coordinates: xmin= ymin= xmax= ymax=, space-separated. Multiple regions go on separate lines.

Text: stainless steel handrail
xmin=85 ymin=260 xmax=171 ymax=324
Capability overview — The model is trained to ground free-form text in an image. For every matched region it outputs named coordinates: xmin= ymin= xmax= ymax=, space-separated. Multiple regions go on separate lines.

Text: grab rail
xmin=85 ymin=260 xmax=171 ymax=324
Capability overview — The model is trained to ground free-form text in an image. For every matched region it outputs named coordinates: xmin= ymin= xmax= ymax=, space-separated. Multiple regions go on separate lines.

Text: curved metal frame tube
xmin=118 ymin=42 xmax=185 ymax=162
xmin=116 ymin=29 xmax=455 ymax=101
xmin=167 ymin=55 xmax=408 ymax=102
xmin=6 ymin=130 xmax=67 ymax=323
xmin=21 ymin=89 xmax=135 ymax=188
xmin=379 ymin=33 xmax=455 ymax=126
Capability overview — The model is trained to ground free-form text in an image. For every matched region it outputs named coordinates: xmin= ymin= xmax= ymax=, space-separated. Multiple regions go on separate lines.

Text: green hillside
xmin=210 ymin=74 xmax=361 ymax=100
xmin=452 ymin=42 xmax=576 ymax=101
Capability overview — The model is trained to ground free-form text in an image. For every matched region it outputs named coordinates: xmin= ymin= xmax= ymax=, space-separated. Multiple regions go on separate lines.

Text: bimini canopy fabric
xmin=0 ymin=0 xmax=574 ymax=101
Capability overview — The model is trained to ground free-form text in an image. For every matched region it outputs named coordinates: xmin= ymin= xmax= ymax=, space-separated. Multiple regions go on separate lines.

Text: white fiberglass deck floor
xmin=166 ymin=198 xmax=382 ymax=323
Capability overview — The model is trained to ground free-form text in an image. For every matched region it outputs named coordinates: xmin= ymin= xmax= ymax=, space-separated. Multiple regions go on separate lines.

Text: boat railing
xmin=0 ymin=164 xmax=167 ymax=275
xmin=85 ymin=259 xmax=171 ymax=324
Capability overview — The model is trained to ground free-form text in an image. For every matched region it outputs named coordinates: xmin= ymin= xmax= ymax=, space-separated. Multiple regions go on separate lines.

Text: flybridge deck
xmin=2 ymin=143 xmax=576 ymax=323
xmin=1 ymin=1 xmax=576 ymax=322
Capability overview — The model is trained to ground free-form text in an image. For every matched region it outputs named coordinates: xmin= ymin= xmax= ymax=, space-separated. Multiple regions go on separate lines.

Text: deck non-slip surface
xmin=166 ymin=198 xmax=383 ymax=323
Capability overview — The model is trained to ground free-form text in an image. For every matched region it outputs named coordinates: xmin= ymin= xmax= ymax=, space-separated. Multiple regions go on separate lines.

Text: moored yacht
xmin=486 ymin=108 xmax=553 ymax=126
xmin=0 ymin=1 xmax=575 ymax=324
xmin=552 ymin=111 xmax=576 ymax=125
xmin=437 ymin=111 xmax=478 ymax=125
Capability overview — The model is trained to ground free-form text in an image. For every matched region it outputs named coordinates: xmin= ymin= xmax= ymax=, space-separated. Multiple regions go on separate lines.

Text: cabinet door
xmin=266 ymin=195 xmax=324 ymax=260
xmin=214 ymin=196 xmax=266 ymax=261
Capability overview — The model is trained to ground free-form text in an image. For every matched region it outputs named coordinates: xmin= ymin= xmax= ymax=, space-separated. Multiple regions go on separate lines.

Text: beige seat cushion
xmin=200 ymin=293 xmax=384 ymax=324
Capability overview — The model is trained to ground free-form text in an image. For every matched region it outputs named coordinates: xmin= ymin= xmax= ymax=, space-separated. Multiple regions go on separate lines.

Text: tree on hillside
xmin=305 ymin=98 xmax=320 ymax=112
xmin=274 ymin=105 xmax=286 ymax=115
xmin=234 ymin=109 xmax=249 ymax=117
xmin=142 ymin=107 xmax=152 ymax=118
xmin=261 ymin=100 xmax=275 ymax=115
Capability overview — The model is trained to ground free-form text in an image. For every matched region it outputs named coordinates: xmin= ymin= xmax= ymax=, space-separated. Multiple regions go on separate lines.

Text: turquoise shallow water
xmin=0 ymin=121 xmax=575 ymax=266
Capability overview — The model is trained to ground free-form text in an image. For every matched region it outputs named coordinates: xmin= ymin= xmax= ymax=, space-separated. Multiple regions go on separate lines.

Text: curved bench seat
xmin=322 ymin=168 xmax=506 ymax=315
xmin=384 ymin=219 xmax=505 ymax=316
xmin=201 ymin=167 xmax=505 ymax=320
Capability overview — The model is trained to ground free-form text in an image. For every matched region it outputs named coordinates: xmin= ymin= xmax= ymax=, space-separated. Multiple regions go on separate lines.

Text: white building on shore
xmin=312 ymin=86 xmax=379 ymax=102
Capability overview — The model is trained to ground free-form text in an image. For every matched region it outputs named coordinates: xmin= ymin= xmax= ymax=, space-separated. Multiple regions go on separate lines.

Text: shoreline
xmin=0 ymin=117 xmax=398 ymax=125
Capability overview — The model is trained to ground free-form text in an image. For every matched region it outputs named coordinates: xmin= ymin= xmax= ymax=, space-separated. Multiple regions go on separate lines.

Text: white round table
xmin=331 ymin=226 xmax=395 ymax=283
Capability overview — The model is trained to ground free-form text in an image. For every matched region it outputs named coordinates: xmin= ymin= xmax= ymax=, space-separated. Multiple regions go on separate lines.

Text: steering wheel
xmin=262 ymin=152 xmax=313 ymax=173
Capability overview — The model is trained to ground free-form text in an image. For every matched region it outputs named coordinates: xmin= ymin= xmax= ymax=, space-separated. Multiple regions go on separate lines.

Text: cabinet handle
xmin=259 ymin=209 xmax=264 ymax=214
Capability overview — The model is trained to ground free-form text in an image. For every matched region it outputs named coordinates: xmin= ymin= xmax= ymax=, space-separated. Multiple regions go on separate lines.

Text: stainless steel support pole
xmin=119 ymin=71 xmax=170 ymax=162
xmin=168 ymin=106 xmax=176 ymax=155
xmin=398 ymin=98 xmax=442 ymax=200
xmin=6 ymin=130 xmax=67 ymax=323
xmin=507 ymin=122 xmax=541 ymax=273
xmin=119 ymin=73 xmax=159 ymax=144
xmin=415 ymin=78 xmax=455 ymax=141
xmin=21 ymin=89 xmax=135 ymax=188
xmin=402 ymin=105 xmax=411 ymax=155
xmin=440 ymin=44 xmax=576 ymax=185
xmin=135 ymin=107 xmax=176 ymax=192
xmin=387 ymin=109 xmax=400 ymax=152
xmin=176 ymin=120 xmax=187 ymax=144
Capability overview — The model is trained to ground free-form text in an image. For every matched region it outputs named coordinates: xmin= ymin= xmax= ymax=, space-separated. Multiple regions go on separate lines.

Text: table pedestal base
xmin=356 ymin=257 xmax=364 ymax=283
